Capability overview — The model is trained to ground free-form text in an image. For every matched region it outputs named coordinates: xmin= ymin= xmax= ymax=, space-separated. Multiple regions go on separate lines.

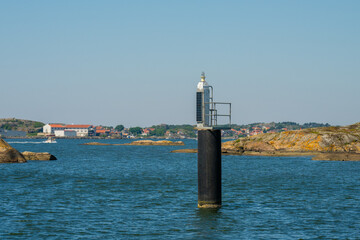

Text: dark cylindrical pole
xmin=197 ymin=129 xmax=222 ymax=208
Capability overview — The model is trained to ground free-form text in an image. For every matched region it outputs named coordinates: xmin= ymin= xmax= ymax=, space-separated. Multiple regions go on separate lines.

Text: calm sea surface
xmin=1 ymin=139 xmax=360 ymax=239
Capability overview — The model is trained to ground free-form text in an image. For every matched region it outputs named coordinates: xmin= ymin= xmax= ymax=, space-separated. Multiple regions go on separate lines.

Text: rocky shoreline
xmin=312 ymin=152 xmax=360 ymax=161
xmin=172 ymin=123 xmax=360 ymax=161
xmin=171 ymin=148 xmax=360 ymax=161
xmin=4 ymin=123 xmax=360 ymax=162
xmin=171 ymin=148 xmax=317 ymax=156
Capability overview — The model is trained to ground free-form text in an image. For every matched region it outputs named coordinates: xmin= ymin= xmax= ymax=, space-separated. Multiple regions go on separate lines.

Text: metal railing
xmin=205 ymin=101 xmax=232 ymax=129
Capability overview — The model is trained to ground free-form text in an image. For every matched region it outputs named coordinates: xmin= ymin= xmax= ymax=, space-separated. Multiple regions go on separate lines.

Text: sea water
xmin=1 ymin=139 xmax=359 ymax=239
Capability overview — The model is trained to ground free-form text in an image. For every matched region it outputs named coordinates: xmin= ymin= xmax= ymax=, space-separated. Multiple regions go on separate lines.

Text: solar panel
xmin=196 ymin=92 xmax=202 ymax=122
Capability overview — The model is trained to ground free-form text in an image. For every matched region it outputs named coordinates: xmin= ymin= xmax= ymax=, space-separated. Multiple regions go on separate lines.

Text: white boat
xmin=43 ymin=137 xmax=57 ymax=143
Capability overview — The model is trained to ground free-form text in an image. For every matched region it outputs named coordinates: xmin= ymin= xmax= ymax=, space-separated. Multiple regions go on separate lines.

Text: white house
xmin=43 ymin=123 xmax=94 ymax=137
xmin=54 ymin=130 xmax=77 ymax=137
xmin=43 ymin=124 xmax=65 ymax=135
xmin=64 ymin=125 xmax=94 ymax=137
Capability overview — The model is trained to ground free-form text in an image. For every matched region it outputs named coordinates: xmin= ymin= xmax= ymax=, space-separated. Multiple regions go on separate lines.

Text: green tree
xmin=129 ymin=127 xmax=142 ymax=135
xmin=115 ymin=125 xmax=124 ymax=131
xmin=33 ymin=122 xmax=44 ymax=128
xmin=153 ymin=128 xmax=166 ymax=136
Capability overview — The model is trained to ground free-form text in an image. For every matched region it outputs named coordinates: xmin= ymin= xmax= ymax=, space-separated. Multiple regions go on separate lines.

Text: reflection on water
xmin=193 ymin=208 xmax=223 ymax=240
xmin=197 ymin=208 xmax=221 ymax=217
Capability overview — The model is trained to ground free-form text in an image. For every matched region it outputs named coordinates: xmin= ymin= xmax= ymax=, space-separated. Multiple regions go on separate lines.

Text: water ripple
xmin=1 ymin=140 xmax=359 ymax=239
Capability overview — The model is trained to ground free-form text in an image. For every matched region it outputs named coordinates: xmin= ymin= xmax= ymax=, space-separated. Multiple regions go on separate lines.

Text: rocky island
xmin=173 ymin=123 xmax=360 ymax=161
xmin=0 ymin=137 xmax=57 ymax=163
xmin=122 ymin=140 xmax=184 ymax=146
xmin=81 ymin=140 xmax=185 ymax=146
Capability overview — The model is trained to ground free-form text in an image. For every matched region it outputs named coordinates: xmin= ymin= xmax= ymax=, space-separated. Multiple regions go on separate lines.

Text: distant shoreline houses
xmin=41 ymin=124 xmax=192 ymax=138
xmin=42 ymin=123 xmax=287 ymax=139
xmin=43 ymin=124 xmax=122 ymax=137
xmin=43 ymin=124 xmax=93 ymax=137
xmin=40 ymin=122 xmax=329 ymax=139
xmin=1 ymin=118 xmax=332 ymax=139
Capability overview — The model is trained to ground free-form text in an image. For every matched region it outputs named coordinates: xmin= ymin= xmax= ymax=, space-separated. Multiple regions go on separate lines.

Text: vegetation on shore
xmin=233 ymin=122 xmax=330 ymax=131
xmin=0 ymin=118 xmax=44 ymax=136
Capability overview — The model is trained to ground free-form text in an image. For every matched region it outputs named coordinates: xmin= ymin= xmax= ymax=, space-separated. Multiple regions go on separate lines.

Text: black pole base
xmin=197 ymin=129 xmax=222 ymax=208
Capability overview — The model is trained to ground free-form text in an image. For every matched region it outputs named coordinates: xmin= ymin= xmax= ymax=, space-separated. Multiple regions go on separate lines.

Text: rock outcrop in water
xmin=221 ymin=123 xmax=360 ymax=160
xmin=22 ymin=151 xmax=57 ymax=161
xmin=171 ymin=149 xmax=197 ymax=153
xmin=122 ymin=140 xmax=184 ymax=146
xmin=0 ymin=138 xmax=27 ymax=163
xmin=81 ymin=142 xmax=113 ymax=146
xmin=81 ymin=140 xmax=185 ymax=146
xmin=173 ymin=123 xmax=360 ymax=161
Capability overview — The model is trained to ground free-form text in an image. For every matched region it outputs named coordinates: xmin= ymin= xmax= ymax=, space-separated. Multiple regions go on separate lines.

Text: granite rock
xmin=22 ymin=151 xmax=57 ymax=161
xmin=0 ymin=138 xmax=27 ymax=163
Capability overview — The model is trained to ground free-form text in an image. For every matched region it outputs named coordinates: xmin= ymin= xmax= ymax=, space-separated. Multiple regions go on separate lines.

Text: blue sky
xmin=1 ymin=0 xmax=359 ymax=127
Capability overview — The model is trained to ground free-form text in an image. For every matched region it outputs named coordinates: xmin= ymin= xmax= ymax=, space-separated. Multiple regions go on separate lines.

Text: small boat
xmin=43 ymin=137 xmax=57 ymax=143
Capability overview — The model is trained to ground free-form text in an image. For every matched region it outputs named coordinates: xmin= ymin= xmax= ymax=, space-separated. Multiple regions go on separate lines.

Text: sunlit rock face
xmin=223 ymin=123 xmax=360 ymax=154
xmin=0 ymin=138 xmax=27 ymax=163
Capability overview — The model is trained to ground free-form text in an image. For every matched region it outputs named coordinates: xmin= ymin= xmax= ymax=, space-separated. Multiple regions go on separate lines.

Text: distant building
xmin=141 ymin=128 xmax=154 ymax=136
xmin=64 ymin=125 xmax=94 ymax=137
xmin=43 ymin=124 xmax=65 ymax=135
xmin=54 ymin=130 xmax=77 ymax=137
xmin=93 ymin=126 xmax=112 ymax=136
xmin=95 ymin=129 xmax=110 ymax=136
xmin=43 ymin=124 xmax=94 ymax=137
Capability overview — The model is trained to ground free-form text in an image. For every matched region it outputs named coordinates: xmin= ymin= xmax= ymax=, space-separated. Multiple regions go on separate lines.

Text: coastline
xmin=171 ymin=148 xmax=360 ymax=161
